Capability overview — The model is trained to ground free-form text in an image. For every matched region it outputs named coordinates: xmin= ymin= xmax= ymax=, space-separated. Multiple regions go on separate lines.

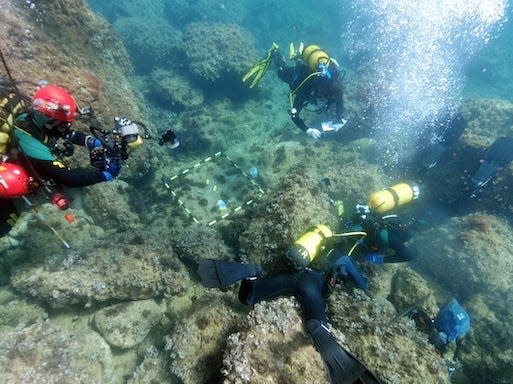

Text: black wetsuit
xmin=14 ymin=112 xmax=106 ymax=186
xmin=277 ymin=61 xmax=344 ymax=132
xmin=239 ymin=267 xmax=330 ymax=325
xmin=1 ymin=112 xmax=106 ymax=236
xmin=353 ymin=214 xmax=416 ymax=263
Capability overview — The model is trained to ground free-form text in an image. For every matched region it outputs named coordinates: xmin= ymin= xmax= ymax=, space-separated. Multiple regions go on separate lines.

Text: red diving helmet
xmin=0 ymin=162 xmax=31 ymax=198
xmin=32 ymin=84 xmax=78 ymax=123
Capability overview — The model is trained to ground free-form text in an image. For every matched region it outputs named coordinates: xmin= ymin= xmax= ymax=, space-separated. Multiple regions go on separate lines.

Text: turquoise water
xmin=86 ymin=1 xmax=513 ymax=382
xmin=88 ymin=0 xmax=512 ymax=164
xmin=2 ymin=0 xmax=513 ymax=383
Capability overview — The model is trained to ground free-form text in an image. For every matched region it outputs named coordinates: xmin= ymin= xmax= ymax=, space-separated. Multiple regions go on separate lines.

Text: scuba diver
xmin=198 ymin=225 xmax=381 ymax=384
xmin=342 ymin=183 xmax=420 ymax=265
xmin=0 ymin=49 xmax=179 ymax=242
xmin=470 ymin=136 xmax=513 ymax=189
xmin=0 ymin=83 xmax=126 ymax=236
xmin=243 ymin=43 xmax=347 ymax=139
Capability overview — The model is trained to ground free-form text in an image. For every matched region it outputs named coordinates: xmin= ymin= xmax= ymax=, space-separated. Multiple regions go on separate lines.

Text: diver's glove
xmin=365 ymin=253 xmax=385 ymax=264
xmin=306 ymin=128 xmax=322 ymax=139
xmin=86 ymin=135 xmax=102 ymax=149
xmin=102 ymin=159 xmax=122 ymax=181
xmin=334 ymin=255 xmax=368 ymax=290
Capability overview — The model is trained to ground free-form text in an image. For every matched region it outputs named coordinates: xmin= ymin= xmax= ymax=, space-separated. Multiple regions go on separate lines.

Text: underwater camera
xmin=88 ymin=117 xmax=141 ymax=170
xmin=88 ymin=117 xmax=180 ymax=170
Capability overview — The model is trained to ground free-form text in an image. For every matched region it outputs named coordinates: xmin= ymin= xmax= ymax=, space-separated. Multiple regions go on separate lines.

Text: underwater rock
xmin=82 ymin=180 xmax=142 ymax=233
xmin=0 ymin=320 xmax=113 ymax=383
xmin=413 ymin=213 xmax=513 ymax=294
xmin=24 ymin=203 xmax=103 ymax=253
xmin=455 ymin=293 xmax=513 ymax=384
xmin=461 ymin=99 xmax=513 ymax=146
xmin=10 ymin=242 xmax=188 ymax=308
xmin=388 ymin=268 xmax=439 ymax=317
xmin=174 ymin=223 xmax=234 ymax=264
xmin=412 ymin=211 xmax=513 ymax=383
xmin=127 ymin=345 xmax=173 ymax=384
xmin=238 ymin=170 xmax=335 ymax=270
xmin=113 ymin=16 xmax=183 ymax=73
xmin=149 ymin=68 xmax=204 ymax=110
xmin=165 ymin=292 xmax=244 ymax=384
xmin=0 ymin=288 xmax=48 ymax=331
xmin=93 ymin=299 xmax=164 ymax=349
xmin=183 ymin=22 xmax=258 ymax=85
xmin=222 ymin=297 xmax=329 ymax=384
xmin=328 ymin=289 xmax=450 ymax=383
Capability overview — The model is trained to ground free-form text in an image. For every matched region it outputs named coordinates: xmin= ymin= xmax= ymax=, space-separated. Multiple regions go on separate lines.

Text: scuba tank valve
xmin=285 ymin=224 xmax=333 ymax=270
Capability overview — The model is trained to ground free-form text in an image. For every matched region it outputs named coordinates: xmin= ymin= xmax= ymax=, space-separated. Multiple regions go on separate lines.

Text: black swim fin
xmin=306 ymin=319 xmax=381 ymax=384
xmin=197 ymin=259 xmax=262 ymax=288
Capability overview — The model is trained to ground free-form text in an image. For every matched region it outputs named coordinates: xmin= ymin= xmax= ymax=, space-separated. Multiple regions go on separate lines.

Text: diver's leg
xmin=277 ymin=66 xmax=296 ymax=86
xmin=239 ymin=272 xmax=298 ymax=306
xmin=198 ymin=259 xmax=262 ymax=288
xmin=294 ymin=269 xmax=329 ymax=325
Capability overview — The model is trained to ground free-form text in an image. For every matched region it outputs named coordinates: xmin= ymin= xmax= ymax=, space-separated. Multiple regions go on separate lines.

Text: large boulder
xmin=183 ymin=22 xmax=258 ymax=87
xmin=93 ymin=299 xmax=164 ymax=349
xmin=11 ymin=242 xmax=188 ymax=308
xmin=0 ymin=320 xmax=114 ymax=383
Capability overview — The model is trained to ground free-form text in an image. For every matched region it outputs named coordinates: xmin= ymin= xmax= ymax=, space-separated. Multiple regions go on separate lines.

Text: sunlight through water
xmin=347 ymin=0 xmax=508 ymax=167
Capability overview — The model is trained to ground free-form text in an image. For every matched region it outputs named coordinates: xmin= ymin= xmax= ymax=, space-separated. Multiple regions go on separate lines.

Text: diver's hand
xmin=306 ymin=128 xmax=322 ymax=139
xmin=102 ymin=159 xmax=122 ymax=181
xmin=365 ymin=253 xmax=385 ymax=264
xmin=86 ymin=136 xmax=102 ymax=149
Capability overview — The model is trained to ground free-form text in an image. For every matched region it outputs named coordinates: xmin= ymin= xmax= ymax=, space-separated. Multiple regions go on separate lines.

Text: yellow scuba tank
xmin=367 ymin=182 xmax=420 ymax=214
xmin=285 ymin=224 xmax=333 ymax=269
xmin=302 ymin=45 xmax=330 ymax=73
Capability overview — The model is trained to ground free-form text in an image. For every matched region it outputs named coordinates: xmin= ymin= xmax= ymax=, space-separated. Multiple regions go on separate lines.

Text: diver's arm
xmin=29 ymin=158 xmax=107 ymax=187
xmin=290 ymin=96 xmax=309 ymax=132
xmin=384 ymin=231 xmax=415 ymax=263
xmin=334 ymin=91 xmax=344 ymax=122
xmin=67 ymin=130 xmax=93 ymax=147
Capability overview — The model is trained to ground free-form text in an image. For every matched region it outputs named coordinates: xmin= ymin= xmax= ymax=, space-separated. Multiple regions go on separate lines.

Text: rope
xmin=164 ymin=151 xmax=266 ymax=226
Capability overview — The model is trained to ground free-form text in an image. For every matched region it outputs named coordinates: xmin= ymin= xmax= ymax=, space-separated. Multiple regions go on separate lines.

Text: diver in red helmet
xmin=14 ymin=84 xmax=122 ymax=186
xmin=1 ymin=84 xmax=121 ymax=237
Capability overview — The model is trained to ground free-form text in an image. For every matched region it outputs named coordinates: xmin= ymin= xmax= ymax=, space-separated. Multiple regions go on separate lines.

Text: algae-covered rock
xmin=453 ymin=293 xmax=513 ymax=384
xmin=0 ymin=288 xmax=48 ymax=331
xmin=328 ymin=289 xmax=450 ymax=383
xmin=0 ymin=320 xmax=113 ymax=384
xmin=82 ymin=180 xmax=142 ymax=233
xmin=149 ymin=68 xmax=204 ymax=110
xmin=388 ymin=268 xmax=439 ymax=317
xmin=165 ymin=292 xmax=244 ymax=384
xmin=413 ymin=213 xmax=513 ymax=295
xmin=113 ymin=16 xmax=183 ymax=73
xmin=183 ymin=22 xmax=258 ymax=84
xmin=222 ymin=297 xmax=329 ymax=384
xmin=174 ymin=223 xmax=235 ymax=265
xmin=11 ymin=242 xmax=188 ymax=308
xmin=93 ymin=299 xmax=164 ymax=349
xmin=238 ymin=170 xmax=336 ymax=270
xmin=127 ymin=345 xmax=173 ymax=384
